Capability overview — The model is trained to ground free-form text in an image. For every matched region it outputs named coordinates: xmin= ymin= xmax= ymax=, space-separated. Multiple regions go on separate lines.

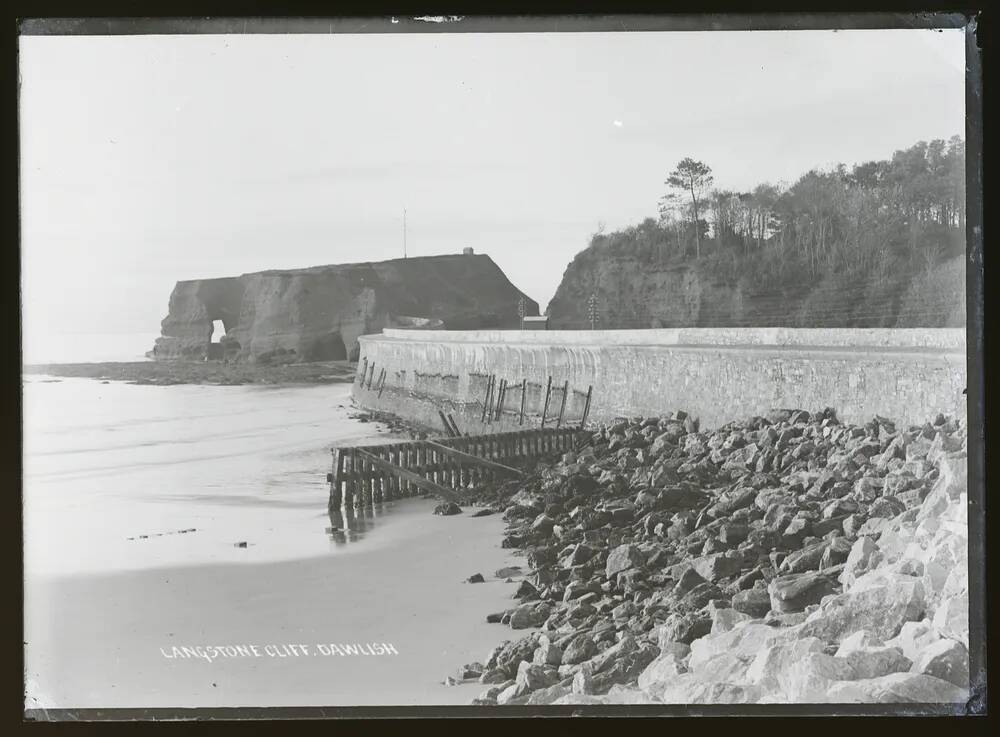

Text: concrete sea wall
xmin=352 ymin=328 xmax=967 ymax=433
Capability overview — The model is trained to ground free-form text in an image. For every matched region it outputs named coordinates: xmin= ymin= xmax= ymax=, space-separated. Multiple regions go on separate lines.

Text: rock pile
xmin=454 ymin=409 xmax=970 ymax=706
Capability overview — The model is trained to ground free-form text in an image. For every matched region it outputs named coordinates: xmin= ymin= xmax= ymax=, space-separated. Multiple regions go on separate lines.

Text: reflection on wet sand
xmin=326 ymin=503 xmax=389 ymax=545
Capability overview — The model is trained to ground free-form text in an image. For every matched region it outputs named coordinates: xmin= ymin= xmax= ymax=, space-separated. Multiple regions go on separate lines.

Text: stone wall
xmin=352 ymin=328 xmax=966 ymax=432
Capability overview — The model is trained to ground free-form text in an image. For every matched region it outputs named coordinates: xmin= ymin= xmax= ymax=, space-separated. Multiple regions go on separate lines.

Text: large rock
xmin=779 ymin=653 xmax=856 ymax=702
xmin=732 ymin=587 xmax=773 ymax=618
xmin=657 ymin=614 xmax=712 ymax=646
xmin=514 ymin=660 xmax=559 ymax=692
xmin=606 ymin=544 xmax=644 ymax=577
xmin=657 ymin=674 xmax=763 ymax=704
xmin=799 ymin=575 xmax=926 ymax=643
xmin=638 ymin=649 xmax=689 ymax=693
xmin=824 ymin=672 xmax=968 ymax=703
xmin=768 ymin=571 xmax=840 ymax=614
xmin=561 ymin=634 xmax=599 ymax=665
xmin=509 ymin=602 xmax=551 ymax=629
xmin=153 ymin=254 xmax=537 ymax=361
xmin=691 ymin=551 xmax=745 ymax=582
xmin=840 ymin=536 xmax=881 ymax=589
xmin=746 ymin=637 xmax=825 ymax=693
xmin=910 ymin=638 xmax=969 ymax=689
xmin=840 ymin=647 xmax=912 ymax=680
xmin=689 ymin=622 xmax=801 ymax=673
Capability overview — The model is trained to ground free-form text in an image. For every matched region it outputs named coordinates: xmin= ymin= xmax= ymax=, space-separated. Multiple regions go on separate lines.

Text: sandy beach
xmin=25 ymin=498 xmax=523 ymax=708
xmin=23 ymin=378 xmax=525 ymax=709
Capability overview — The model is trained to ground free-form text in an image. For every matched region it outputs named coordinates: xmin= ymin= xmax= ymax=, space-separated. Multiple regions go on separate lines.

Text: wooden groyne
xmin=354 ymin=356 xmax=595 ymax=436
xmin=328 ymin=427 xmax=585 ymax=510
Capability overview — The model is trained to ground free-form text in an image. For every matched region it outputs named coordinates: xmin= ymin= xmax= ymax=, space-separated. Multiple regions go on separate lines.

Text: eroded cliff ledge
xmin=546 ymin=251 xmax=966 ymax=330
xmin=152 ymin=253 xmax=539 ymax=363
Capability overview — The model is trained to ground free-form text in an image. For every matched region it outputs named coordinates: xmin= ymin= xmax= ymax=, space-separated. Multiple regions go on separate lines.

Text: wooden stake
xmin=481 ymin=375 xmax=494 ymax=423
xmin=495 ymin=379 xmax=507 ymax=421
xmin=540 ymin=376 xmax=552 ymax=428
xmin=438 ymin=410 xmax=456 ymax=437
xmin=556 ymin=379 xmax=570 ymax=428
xmin=581 ymin=385 xmax=593 ymax=429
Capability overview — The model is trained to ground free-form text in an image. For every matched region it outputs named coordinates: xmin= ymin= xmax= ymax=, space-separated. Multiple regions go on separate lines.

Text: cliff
xmin=152 ymin=253 xmax=539 ymax=362
xmin=546 ymin=248 xmax=965 ymax=330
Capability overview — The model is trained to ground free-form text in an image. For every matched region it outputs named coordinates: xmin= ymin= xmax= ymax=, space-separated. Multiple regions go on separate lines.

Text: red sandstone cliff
xmin=152 ymin=254 xmax=538 ymax=362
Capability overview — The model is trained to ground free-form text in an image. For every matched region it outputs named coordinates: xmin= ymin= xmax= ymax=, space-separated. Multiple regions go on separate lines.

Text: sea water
xmin=23 ymin=378 xmax=522 ymax=709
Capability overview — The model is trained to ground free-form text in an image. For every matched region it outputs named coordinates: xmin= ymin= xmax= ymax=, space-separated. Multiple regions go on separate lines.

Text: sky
xmin=19 ymin=28 xmax=966 ymax=357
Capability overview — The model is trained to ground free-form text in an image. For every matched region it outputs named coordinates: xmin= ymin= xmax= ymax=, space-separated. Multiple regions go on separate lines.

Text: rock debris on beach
xmin=450 ymin=409 xmax=970 ymax=705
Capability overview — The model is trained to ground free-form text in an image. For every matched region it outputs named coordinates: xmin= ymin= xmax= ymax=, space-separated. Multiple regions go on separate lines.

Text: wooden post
xmin=348 ymin=451 xmax=358 ymax=508
xmin=378 ymin=369 xmax=388 ymax=398
xmin=480 ymin=375 xmax=492 ymax=422
xmin=330 ymin=449 xmax=343 ymax=509
xmin=540 ymin=376 xmax=552 ymax=428
xmin=495 ymin=379 xmax=507 ymax=422
xmin=366 ymin=362 xmax=376 ymax=390
xmin=518 ymin=378 xmax=527 ymax=425
xmin=439 ymin=410 xmax=455 ymax=437
xmin=357 ymin=358 xmax=368 ymax=384
xmin=556 ymin=379 xmax=570 ymax=428
xmin=447 ymin=413 xmax=461 ymax=437
xmin=581 ymin=385 xmax=593 ymax=429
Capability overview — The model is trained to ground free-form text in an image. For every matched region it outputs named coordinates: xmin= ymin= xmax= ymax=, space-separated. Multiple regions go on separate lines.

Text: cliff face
xmin=152 ymin=254 xmax=538 ymax=362
xmin=547 ymin=249 xmax=965 ymax=329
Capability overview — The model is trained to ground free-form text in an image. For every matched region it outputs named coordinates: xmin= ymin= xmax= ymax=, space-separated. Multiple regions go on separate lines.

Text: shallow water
xmin=23 ymin=379 xmax=523 ymax=709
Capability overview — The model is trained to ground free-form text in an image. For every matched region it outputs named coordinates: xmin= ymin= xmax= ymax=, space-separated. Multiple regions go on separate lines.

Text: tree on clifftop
xmin=663 ymin=158 xmax=714 ymax=258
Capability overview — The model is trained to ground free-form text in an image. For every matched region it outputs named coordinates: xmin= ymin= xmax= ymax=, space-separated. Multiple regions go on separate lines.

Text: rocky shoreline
xmin=451 ymin=408 xmax=971 ymax=706
xmin=23 ymin=360 xmax=357 ymax=386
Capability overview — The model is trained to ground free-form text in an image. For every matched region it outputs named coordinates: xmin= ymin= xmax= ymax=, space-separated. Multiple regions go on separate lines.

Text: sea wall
xmin=352 ymin=328 xmax=967 ymax=432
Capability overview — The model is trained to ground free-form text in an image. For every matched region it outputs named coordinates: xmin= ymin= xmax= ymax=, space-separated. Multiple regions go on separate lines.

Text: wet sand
xmin=25 ymin=498 xmax=522 ymax=708
xmin=22 ymin=359 xmax=357 ymax=386
xmin=23 ymin=379 xmax=522 ymax=709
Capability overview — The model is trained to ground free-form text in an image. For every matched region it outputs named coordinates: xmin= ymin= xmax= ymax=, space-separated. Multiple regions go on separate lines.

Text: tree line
xmin=591 ymin=136 xmax=965 ymax=290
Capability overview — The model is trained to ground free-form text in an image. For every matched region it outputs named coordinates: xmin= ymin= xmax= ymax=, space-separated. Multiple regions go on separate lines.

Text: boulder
xmin=530 ymin=514 xmax=556 ymax=536
xmin=657 ymin=675 xmax=763 ymax=704
xmin=709 ymin=606 xmax=752 ymax=635
xmin=434 ymin=502 xmax=462 ymax=516
xmin=637 ymin=650 xmax=688 ymax=692
xmin=840 ymin=647 xmax=912 ymax=680
xmin=799 ymin=575 xmax=925 ymax=643
xmin=768 ymin=571 xmax=840 ymax=614
xmin=692 ymin=551 xmax=746 ymax=582
xmin=532 ymin=635 xmax=563 ymax=667
xmin=509 ymin=602 xmax=551 ymax=630
xmin=910 ymin=638 xmax=969 ymax=689
xmin=746 ymin=637 xmax=825 ymax=693
xmin=657 ymin=614 xmax=712 ymax=646
xmin=779 ymin=653 xmax=856 ymax=702
xmin=732 ymin=587 xmax=773 ymax=618
xmin=840 ymin=536 xmax=881 ymax=589
xmin=526 ymin=683 xmax=572 ymax=705
xmin=515 ymin=660 xmax=559 ymax=692
xmin=824 ymin=672 xmax=968 ymax=703
xmin=932 ymin=593 xmax=969 ymax=646
xmin=606 ymin=544 xmax=644 ymax=577
xmin=562 ymin=633 xmax=598 ymax=665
